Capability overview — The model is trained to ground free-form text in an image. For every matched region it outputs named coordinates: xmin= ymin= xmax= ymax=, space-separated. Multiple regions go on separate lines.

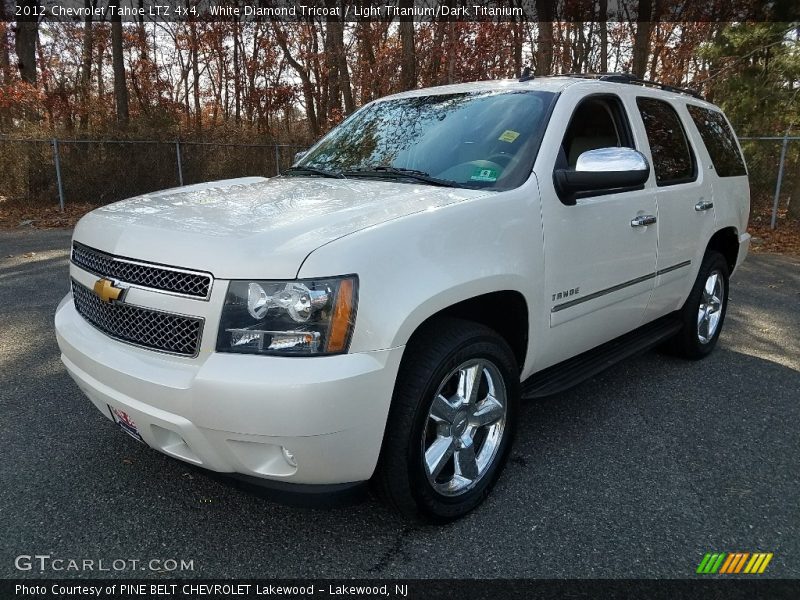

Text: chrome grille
xmin=72 ymin=280 xmax=203 ymax=356
xmin=71 ymin=242 xmax=212 ymax=299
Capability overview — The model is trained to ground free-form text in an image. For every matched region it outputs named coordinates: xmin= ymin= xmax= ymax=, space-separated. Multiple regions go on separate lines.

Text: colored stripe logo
xmin=697 ymin=552 xmax=773 ymax=574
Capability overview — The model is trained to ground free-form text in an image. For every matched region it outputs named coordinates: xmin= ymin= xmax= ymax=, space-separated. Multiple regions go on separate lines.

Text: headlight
xmin=216 ymin=276 xmax=357 ymax=356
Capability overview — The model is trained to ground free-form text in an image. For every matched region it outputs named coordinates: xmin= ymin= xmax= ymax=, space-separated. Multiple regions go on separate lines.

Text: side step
xmin=521 ymin=314 xmax=682 ymax=399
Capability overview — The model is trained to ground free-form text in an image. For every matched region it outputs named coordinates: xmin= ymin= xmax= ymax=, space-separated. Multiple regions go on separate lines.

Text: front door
xmin=536 ymin=93 xmax=658 ymax=369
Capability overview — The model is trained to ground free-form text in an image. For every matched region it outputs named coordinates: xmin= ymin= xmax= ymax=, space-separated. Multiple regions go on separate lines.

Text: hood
xmin=73 ymin=176 xmax=491 ymax=279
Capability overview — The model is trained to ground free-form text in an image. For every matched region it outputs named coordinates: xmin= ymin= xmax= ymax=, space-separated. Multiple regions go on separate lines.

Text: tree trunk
xmin=0 ymin=2 xmax=11 ymax=84
xmin=189 ymin=20 xmax=201 ymax=131
xmin=534 ymin=0 xmax=553 ymax=76
xmin=512 ymin=18 xmax=523 ymax=78
xmin=632 ymin=0 xmax=652 ymax=78
xmin=97 ymin=41 xmax=105 ymax=103
xmin=272 ymin=23 xmax=319 ymax=136
xmin=233 ymin=21 xmax=241 ymax=124
xmin=109 ymin=0 xmax=129 ymax=127
xmin=311 ymin=25 xmax=324 ymax=130
xmin=573 ymin=22 xmax=586 ymax=72
xmin=15 ymin=0 xmax=40 ymax=85
xmin=246 ymin=26 xmax=260 ymax=123
xmin=430 ymin=22 xmax=445 ymax=84
xmin=599 ymin=0 xmax=608 ymax=72
xmin=399 ymin=0 xmax=416 ymax=90
xmin=649 ymin=24 xmax=661 ymax=78
xmin=79 ymin=1 xmax=93 ymax=132
xmin=333 ymin=3 xmax=354 ymax=114
xmin=358 ymin=22 xmax=378 ymax=103
xmin=323 ymin=8 xmax=342 ymax=120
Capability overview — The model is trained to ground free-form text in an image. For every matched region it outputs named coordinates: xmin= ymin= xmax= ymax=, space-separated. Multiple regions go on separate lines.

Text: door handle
xmin=695 ymin=200 xmax=714 ymax=212
xmin=631 ymin=215 xmax=657 ymax=227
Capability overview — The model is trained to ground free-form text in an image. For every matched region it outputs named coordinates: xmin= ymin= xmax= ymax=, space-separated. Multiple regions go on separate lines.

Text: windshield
xmin=293 ymin=90 xmax=556 ymax=190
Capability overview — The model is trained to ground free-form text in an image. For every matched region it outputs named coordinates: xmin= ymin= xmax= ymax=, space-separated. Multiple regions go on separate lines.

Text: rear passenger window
xmin=687 ymin=105 xmax=747 ymax=177
xmin=636 ymin=98 xmax=696 ymax=186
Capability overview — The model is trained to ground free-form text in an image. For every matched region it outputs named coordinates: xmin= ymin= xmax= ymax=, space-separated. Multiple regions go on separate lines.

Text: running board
xmin=521 ymin=314 xmax=682 ymax=399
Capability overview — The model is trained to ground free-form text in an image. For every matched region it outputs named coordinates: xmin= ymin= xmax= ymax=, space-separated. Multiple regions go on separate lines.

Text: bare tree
xmin=0 ymin=5 xmax=11 ymax=84
xmin=189 ymin=19 xmax=201 ymax=130
xmin=271 ymin=22 xmax=320 ymax=136
xmin=233 ymin=21 xmax=241 ymax=124
xmin=79 ymin=0 xmax=94 ymax=131
xmin=632 ymin=0 xmax=653 ymax=78
xmin=399 ymin=0 xmax=416 ymax=90
xmin=599 ymin=0 xmax=608 ymax=73
xmin=534 ymin=0 xmax=553 ymax=75
xmin=511 ymin=7 xmax=524 ymax=77
xmin=109 ymin=0 xmax=129 ymax=126
xmin=14 ymin=0 xmax=40 ymax=85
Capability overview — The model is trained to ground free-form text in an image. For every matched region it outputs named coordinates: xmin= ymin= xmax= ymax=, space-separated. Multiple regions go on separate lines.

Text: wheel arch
xmin=402 ymin=290 xmax=529 ymax=374
xmin=706 ymin=226 xmax=739 ymax=273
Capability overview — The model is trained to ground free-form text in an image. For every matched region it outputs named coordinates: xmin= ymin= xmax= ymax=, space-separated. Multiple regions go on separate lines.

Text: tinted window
xmin=297 ymin=90 xmax=555 ymax=190
xmin=637 ymin=98 xmax=695 ymax=185
xmin=687 ymin=105 xmax=747 ymax=177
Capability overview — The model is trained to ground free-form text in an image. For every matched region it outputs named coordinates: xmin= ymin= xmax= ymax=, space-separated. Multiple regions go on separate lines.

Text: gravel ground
xmin=1 ymin=229 xmax=798 ymax=579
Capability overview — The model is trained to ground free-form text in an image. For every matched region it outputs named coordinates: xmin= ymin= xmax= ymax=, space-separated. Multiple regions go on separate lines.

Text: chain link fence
xmin=1 ymin=136 xmax=798 ymax=228
xmin=739 ymin=136 xmax=800 ymax=228
xmin=0 ymin=138 xmax=307 ymax=210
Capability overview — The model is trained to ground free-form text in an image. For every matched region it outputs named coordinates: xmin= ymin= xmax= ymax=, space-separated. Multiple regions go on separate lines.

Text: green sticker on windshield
xmin=470 ymin=167 xmax=498 ymax=182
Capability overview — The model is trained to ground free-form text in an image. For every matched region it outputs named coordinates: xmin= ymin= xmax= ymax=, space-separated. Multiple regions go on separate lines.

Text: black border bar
xmin=4 ymin=579 xmax=800 ymax=599
xmin=8 ymin=0 xmax=800 ymax=23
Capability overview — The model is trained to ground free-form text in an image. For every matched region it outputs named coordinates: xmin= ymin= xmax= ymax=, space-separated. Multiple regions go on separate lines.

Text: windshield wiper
xmin=283 ymin=166 xmax=345 ymax=179
xmin=343 ymin=166 xmax=459 ymax=188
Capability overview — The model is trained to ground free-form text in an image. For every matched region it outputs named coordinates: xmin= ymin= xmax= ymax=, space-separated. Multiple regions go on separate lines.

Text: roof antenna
xmin=519 ymin=67 xmax=534 ymax=82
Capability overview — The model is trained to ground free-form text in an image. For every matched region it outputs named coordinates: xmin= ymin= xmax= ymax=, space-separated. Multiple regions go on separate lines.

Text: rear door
xmin=633 ymin=96 xmax=715 ymax=320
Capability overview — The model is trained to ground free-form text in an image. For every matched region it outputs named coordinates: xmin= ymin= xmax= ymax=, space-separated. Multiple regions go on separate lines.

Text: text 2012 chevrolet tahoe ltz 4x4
xmin=55 ymin=75 xmax=750 ymax=521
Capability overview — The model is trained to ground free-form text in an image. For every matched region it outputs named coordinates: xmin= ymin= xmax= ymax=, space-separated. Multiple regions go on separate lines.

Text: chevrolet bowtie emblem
xmin=93 ymin=278 xmax=125 ymax=303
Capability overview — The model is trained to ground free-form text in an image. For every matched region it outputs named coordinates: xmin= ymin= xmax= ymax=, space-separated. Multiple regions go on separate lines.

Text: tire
xmin=670 ymin=251 xmax=730 ymax=360
xmin=373 ymin=317 xmax=520 ymax=523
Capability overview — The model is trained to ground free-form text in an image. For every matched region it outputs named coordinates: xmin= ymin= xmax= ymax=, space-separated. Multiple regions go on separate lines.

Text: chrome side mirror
xmin=554 ymin=146 xmax=651 ymax=205
xmin=575 ymin=147 xmax=649 ymax=173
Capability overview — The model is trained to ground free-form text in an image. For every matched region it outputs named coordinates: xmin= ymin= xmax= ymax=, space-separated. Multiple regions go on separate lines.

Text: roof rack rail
xmin=546 ymin=72 xmax=703 ymax=100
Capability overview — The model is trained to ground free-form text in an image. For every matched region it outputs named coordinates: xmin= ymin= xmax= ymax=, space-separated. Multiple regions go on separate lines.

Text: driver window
xmin=560 ymin=96 xmax=634 ymax=168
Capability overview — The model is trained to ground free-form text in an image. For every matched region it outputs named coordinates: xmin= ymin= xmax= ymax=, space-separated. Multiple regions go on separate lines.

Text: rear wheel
xmin=374 ymin=318 xmax=519 ymax=522
xmin=671 ymin=251 xmax=730 ymax=359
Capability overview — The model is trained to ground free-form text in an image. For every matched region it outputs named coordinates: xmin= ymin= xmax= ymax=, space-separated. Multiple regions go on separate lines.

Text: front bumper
xmin=55 ymin=294 xmax=404 ymax=486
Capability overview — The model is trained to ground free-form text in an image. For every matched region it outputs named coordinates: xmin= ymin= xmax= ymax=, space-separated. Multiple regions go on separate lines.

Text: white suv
xmin=55 ymin=74 xmax=750 ymax=521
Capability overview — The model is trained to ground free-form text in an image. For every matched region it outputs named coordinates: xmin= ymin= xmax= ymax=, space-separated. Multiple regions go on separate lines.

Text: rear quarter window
xmin=686 ymin=105 xmax=747 ymax=177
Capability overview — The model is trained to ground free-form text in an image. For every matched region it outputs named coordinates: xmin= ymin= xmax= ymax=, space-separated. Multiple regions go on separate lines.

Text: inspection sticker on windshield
xmin=470 ymin=167 xmax=498 ymax=182
xmin=498 ymin=130 xmax=520 ymax=143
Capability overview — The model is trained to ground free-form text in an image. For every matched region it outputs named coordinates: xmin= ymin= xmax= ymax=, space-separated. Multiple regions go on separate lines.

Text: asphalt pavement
xmin=1 ymin=228 xmax=798 ymax=579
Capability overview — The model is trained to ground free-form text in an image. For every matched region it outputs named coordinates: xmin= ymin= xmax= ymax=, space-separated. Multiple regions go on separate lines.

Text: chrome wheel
xmin=422 ymin=358 xmax=507 ymax=497
xmin=697 ymin=270 xmax=724 ymax=344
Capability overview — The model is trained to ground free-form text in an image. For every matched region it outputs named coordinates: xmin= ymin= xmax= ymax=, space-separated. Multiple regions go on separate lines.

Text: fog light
xmin=281 ymin=447 xmax=297 ymax=467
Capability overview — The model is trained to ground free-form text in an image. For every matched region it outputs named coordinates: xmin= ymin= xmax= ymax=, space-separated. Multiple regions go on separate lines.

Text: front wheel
xmin=374 ymin=318 xmax=519 ymax=522
xmin=671 ymin=251 xmax=730 ymax=359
